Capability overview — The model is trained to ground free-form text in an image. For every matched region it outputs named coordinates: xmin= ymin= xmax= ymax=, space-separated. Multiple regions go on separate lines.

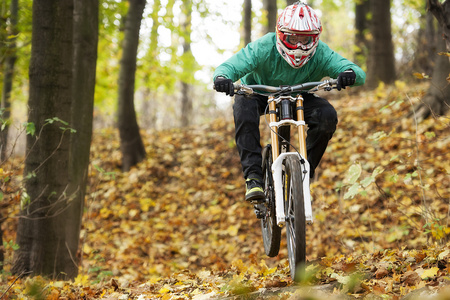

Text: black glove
xmin=337 ymin=69 xmax=356 ymax=91
xmin=214 ymin=76 xmax=234 ymax=96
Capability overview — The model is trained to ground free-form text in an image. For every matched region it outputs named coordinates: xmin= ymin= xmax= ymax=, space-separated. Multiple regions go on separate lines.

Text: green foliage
xmin=20 ymin=189 xmax=30 ymax=210
xmin=24 ymin=122 xmax=35 ymax=136
xmin=0 ymin=108 xmax=12 ymax=131
xmin=45 ymin=117 xmax=76 ymax=133
xmin=24 ymin=277 xmax=48 ymax=300
xmin=94 ymin=164 xmax=116 ymax=179
xmin=88 ymin=254 xmax=113 ymax=283
xmin=342 ymin=163 xmax=384 ymax=200
xmin=423 ymin=218 xmax=450 ymax=241
xmin=3 ymin=240 xmax=20 ymax=251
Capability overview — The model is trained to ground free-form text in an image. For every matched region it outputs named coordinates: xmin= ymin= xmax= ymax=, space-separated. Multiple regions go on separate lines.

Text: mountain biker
xmin=213 ymin=1 xmax=366 ymax=202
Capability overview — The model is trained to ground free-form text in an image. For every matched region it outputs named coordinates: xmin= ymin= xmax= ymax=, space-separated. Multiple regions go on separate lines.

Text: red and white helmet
xmin=276 ymin=2 xmax=322 ymax=68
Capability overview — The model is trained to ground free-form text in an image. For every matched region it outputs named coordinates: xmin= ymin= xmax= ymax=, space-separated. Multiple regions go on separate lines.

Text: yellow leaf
xmin=74 ymin=274 xmax=89 ymax=286
xmin=420 ymin=267 xmax=439 ymax=279
xmin=226 ymin=225 xmax=239 ymax=236
xmin=394 ymin=80 xmax=406 ymax=90
xmin=140 ymin=198 xmax=156 ymax=212
xmin=159 ymin=285 xmax=171 ymax=294
xmin=232 ymin=259 xmax=247 ymax=273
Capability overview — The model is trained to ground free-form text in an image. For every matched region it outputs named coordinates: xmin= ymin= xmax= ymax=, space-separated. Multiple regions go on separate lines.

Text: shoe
xmin=245 ymin=178 xmax=265 ymax=203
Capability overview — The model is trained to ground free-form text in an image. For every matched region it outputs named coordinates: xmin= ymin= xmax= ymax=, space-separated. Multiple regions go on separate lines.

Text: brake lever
xmin=236 ymin=85 xmax=254 ymax=95
xmin=308 ymin=81 xmax=335 ymax=93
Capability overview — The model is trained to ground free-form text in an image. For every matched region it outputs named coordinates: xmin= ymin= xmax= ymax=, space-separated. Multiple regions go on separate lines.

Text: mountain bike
xmin=233 ymin=79 xmax=338 ymax=281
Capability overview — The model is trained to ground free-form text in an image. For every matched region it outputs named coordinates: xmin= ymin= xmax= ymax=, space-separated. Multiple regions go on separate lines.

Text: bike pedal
xmin=250 ymin=199 xmax=264 ymax=204
xmin=254 ymin=210 xmax=264 ymax=219
xmin=253 ymin=205 xmax=265 ymax=219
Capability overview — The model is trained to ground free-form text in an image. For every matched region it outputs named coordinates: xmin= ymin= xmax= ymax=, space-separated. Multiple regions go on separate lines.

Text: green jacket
xmin=213 ymin=32 xmax=365 ymax=87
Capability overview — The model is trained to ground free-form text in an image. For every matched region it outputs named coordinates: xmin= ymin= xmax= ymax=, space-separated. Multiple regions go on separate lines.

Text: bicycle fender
xmin=271 ymin=153 xmax=313 ymax=227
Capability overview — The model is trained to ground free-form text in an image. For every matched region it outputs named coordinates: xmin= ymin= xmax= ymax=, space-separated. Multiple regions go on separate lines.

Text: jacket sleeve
xmin=319 ymin=42 xmax=366 ymax=86
xmin=213 ymin=42 xmax=262 ymax=82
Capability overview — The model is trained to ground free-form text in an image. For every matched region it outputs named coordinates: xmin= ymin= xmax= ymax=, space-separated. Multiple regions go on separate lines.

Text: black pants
xmin=233 ymin=93 xmax=338 ymax=180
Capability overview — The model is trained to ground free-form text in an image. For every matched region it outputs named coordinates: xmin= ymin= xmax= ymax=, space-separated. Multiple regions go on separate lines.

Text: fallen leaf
xmin=375 ymin=267 xmax=389 ymax=279
xmin=420 ymin=267 xmax=439 ymax=280
xmin=401 ymin=270 xmax=421 ymax=286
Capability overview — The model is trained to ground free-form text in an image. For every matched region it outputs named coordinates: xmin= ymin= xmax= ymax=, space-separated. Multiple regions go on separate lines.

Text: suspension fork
xmin=296 ymin=94 xmax=307 ymax=159
xmin=268 ymin=96 xmax=279 ymax=161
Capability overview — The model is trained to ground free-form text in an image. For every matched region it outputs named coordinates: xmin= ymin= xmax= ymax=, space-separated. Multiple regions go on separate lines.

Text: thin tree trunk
xmin=0 ymin=0 xmax=18 ymax=270
xmin=0 ymin=0 xmax=18 ymax=161
xmin=412 ymin=0 xmax=450 ymax=120
xmin=12 ymin=0 xmax=75 ymax=279
xmin=118 ymin=0 xmax=146 ymax=172
xmin=180 ymin=0 xmax=193 ymax=127
xmin=354 ymin=0 xmax=370 ymax=68
xmin=414 ymin=27 xmax=450 ymax=120
xmin=366 ymin=0 xmax=396 ymax=89
xmin=244 ymin=0 xmax=252 ymax=46
xmin=263 ymin=0 xmax=277 ymax=33
xmin=413 ymin=6 xmax=437 ymax=75
xmin=66 ymin=0 xmax=99 ymax=279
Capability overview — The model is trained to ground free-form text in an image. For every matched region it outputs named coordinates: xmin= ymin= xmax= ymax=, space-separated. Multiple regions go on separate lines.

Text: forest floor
xmin=1 ymin=81 xmax=450 ymax=299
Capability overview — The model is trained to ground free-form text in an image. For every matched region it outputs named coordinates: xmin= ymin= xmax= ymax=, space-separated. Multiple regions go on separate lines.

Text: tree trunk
xmin=412 ymin=6 xmax=437 ymax=75
xmin=0 ymin=0 xmax=18 ymax=161
xmin=286 ymin=0 xmax=296 ymax=5
xmin=366 ymin=0 xmax=396 ymax=89
xmin=244 ymin=0 xmax=252 ymax=46
xmin=354 ymin=0 xmax=370 ymax=68
xmin=180 ymin=0 xmax=193 ymax=127
xmin=140 ymin=0 xmax=160 ymax=129
xmin=427 ymin=0 xmax=450 ymax=51
xmin=12 ymin=1 xmax=75 ymax=279
xmin=263 ymin=0 xmax=277 ymax=33
xmin=66 ymin=0 xmax=99 ymax=279
xmin=118 ymin=0 xmax=146 ymax=172
xmin=414 ymin=27 xmax=450 ymax=120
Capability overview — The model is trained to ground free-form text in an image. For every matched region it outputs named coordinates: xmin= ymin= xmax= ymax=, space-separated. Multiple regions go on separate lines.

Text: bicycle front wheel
xmin=283 ymin=155 xmax=306 ymax=281
xmin=260 ymin=145 xmax=281 ymax=257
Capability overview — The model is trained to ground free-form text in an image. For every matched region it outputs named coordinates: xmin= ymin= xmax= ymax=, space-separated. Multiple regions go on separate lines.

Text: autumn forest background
xmin=0 ymin=0 xmax=449 ymax=299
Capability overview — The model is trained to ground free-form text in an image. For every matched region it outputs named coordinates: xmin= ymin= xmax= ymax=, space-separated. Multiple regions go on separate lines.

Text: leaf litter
xmin=1 ymin=82 xmax=449 ymax=299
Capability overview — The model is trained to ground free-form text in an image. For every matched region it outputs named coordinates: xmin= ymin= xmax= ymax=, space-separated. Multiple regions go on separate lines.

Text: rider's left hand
xmin=337 ymin=69 xmax=356 ymax=91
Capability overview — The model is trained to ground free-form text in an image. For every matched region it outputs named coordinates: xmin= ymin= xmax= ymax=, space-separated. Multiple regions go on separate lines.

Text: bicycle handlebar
xmin=233 ymin=79 xmax=338 ymax=96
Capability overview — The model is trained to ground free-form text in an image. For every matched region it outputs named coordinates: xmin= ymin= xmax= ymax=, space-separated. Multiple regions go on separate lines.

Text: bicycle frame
xmin=268 ymin=94 xmax=313 ymax=227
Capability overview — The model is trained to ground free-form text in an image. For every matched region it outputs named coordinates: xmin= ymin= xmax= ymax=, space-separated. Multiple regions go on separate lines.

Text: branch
xmin=427 ymin=0 xmax=446 ymax=25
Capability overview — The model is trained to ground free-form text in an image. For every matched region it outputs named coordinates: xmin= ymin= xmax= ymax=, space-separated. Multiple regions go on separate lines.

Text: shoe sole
xmin=245 ymin=191 xmax=265 ymax=203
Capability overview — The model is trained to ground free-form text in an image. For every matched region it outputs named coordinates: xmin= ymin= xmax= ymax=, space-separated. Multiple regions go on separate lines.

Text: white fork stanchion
xmin=271 ymin=153 xmax=314 ymax=227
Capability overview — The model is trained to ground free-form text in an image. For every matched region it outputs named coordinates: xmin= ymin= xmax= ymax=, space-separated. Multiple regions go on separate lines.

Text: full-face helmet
xmin=276 ymin=2 xmax=322 ymax=68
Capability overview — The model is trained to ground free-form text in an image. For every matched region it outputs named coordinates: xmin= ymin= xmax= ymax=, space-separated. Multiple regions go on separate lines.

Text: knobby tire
xmin=260 ymin=145 xmax=281 ymax=257
xmin=284 ymin=155 xmax=306 ymax=281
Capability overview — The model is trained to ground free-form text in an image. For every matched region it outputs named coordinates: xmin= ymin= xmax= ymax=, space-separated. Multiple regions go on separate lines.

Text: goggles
xmin=281 ymin=32 xmax=317 ymax=50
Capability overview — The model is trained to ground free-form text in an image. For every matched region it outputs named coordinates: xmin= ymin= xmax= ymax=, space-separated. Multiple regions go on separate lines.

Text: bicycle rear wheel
xmin=260 ymin=144 xmax=281 ymax=257
xmin=283 ymin=155 xmax=306 ymax=281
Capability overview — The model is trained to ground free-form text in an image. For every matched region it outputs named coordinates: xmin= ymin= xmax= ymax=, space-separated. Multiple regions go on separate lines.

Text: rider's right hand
xmin=214 ymin=76 xmax=234 ymax=96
